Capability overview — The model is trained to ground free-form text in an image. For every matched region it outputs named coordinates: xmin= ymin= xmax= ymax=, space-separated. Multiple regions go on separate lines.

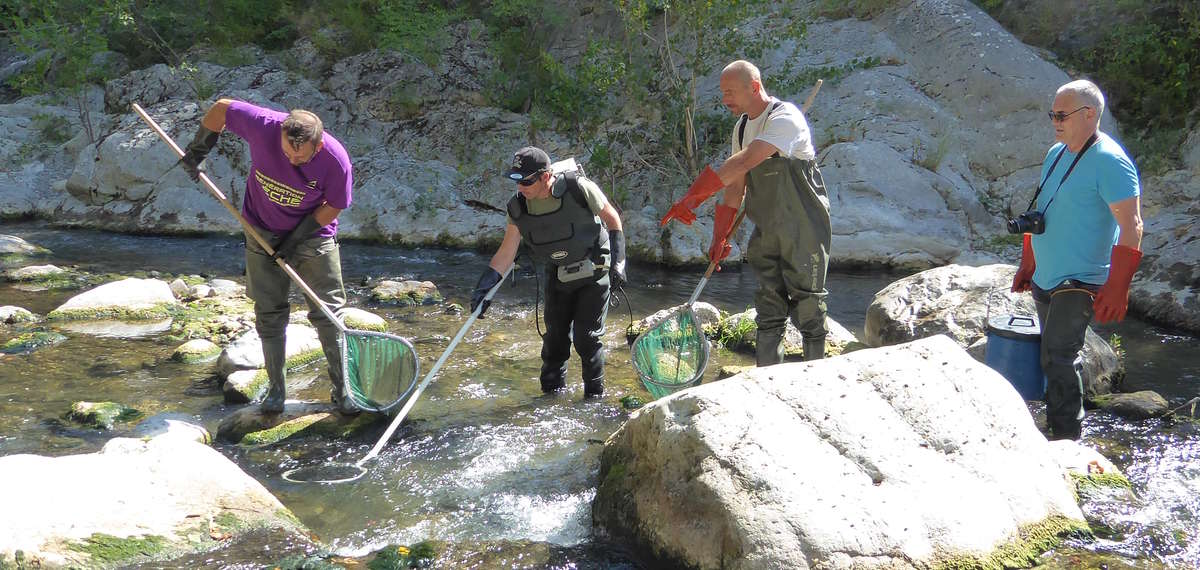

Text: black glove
xmin=179 ymin=124 xmax=219 ymax=182
xmin=608 ymin=230 xmax=626 ymax=290
xmin=271 ymin=214 xmax=322 ymax=261
xmin=471 ymin=267 xmax=503 ymax=317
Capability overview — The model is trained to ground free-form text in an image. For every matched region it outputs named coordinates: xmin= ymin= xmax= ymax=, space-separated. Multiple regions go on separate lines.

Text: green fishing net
xmin=343 ymin=331 xmax=420 ymax=413
xmin=631 ymin=306 xmax=709 ymax=399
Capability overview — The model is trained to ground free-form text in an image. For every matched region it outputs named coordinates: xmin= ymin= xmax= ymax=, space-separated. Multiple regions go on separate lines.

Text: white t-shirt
xmin=731 ymin=97 xmax=815 ymax=160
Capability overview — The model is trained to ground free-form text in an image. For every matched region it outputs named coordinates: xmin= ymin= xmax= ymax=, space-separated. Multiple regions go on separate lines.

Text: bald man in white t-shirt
xmin=661 ymin=60 xmax=832 ymax=364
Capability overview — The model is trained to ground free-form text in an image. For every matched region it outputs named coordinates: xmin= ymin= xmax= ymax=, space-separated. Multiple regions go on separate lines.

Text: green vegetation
xmin=65 ymin=401 xmax=142 ymax=429
xmin=1 ymin=331 xmax=67 ymax=354
xmin=975 ymin=0 xmax=1200 ymax=174
xmin=934 ymin=516 xmax=1091 ymax=570
xmin=66 ymin=532 xmax=167 ymax=565
xmin=368 ymin=541 xmax=441 ymax=569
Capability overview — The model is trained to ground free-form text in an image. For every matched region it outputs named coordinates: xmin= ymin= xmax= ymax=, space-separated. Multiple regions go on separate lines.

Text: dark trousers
xmin=1032 ymin=280 xmax=1098 ymax=440
xmin=540 ymin=268 xmax=610 ymax=394
xmin=244 ymin=230 xmax=347 ymax=398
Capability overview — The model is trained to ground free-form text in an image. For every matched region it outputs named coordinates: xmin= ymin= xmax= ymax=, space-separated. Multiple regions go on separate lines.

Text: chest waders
xmin=743 ymin=153 xmax=832 ymax=365
xmin=507 ymin=174 xmax=612 ymax=396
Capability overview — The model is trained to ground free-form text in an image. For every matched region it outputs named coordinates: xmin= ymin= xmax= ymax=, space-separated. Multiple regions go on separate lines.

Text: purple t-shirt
xmin=224 ymin=100 xmax=352 ymax=237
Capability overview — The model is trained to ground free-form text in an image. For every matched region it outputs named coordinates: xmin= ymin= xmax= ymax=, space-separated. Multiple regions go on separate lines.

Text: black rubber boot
xmin=260 ymin=336 xmax=287 ymax=414
xmin=540 ymin=362 xmax=567 ymax=393
xmin=583 ymin=376 xmax=605 ymax=398
xmin=802 ymin=336 xmax=826 ymax=361
xmin=755 ymin=329 xmax=785 ymax=367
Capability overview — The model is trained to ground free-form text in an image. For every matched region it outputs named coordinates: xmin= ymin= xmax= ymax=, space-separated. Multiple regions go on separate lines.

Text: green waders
xmin=744 ymin=156 xmax=832 ymax=366
xmin=245 ymin=229 xmax=348 ymax=413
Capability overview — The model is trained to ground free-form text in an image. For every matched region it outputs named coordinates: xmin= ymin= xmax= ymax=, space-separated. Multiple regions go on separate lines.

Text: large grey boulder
xmin=865 ymin=264 xmax=1123 ymax=398
xmin=46 ymin=277 xmax=178 ymax=321
xmin=0 ymin=436 xmax=307 ymax=568
xmin=593 ymin=335 xmax=1085 ymax=569
xmin=215 ymin=323 xmax=323 ymax=380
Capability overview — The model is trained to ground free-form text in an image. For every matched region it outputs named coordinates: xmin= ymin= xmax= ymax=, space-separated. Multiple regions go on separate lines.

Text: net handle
xmin=357 ymin=265 xmax=513 ymax=466
xmin=132 ymin=103 xmax=347 ymax=334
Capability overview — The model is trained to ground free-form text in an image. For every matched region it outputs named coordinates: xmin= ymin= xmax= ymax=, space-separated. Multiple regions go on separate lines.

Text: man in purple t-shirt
xmin=181 ymin=98 xmax=355 ymax=414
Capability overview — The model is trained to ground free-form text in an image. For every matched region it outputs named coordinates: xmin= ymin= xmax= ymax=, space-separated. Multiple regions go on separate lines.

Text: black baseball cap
xmin=505 ymin=146 xmax=551 ymax=181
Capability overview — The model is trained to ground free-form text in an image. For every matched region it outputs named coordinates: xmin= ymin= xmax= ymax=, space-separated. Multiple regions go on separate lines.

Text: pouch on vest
xmin=557 ymin=258 xmax=597 ymax=282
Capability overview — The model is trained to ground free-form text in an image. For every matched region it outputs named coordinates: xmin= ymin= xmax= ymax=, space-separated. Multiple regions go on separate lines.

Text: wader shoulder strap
xmin=738 ymin=101 xmax=784 ymax=157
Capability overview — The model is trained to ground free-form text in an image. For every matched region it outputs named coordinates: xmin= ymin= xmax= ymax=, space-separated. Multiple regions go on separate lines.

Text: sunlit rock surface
xmin=594 ymin=335 xmax=1084 ymax=569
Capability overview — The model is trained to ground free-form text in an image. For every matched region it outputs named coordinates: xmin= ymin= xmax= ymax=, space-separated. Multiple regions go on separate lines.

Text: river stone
xmin=1 ymin=331 xmax=67 ymax=354
xmin=371 ymin=280 xmax=443 ymax=306
xmin=0 ymin=436 xmax=307 ymax=568
xmin=3 ymin=264 xmax=65 ymax=281
xmin=0 ymin=305 xmax=37 ymax=324
xmin=64 ymin=401 xmax=141 ymax=430
xmin=208 ymin=278 xmax=244 ymax=297
xmin=593 ymin=335 xmax=1085 ymax=569
xmin=0 ymin=234 xmax=47 ymax=255
xmin=215 ymin=402 xmax=380 ymax=444
xmin=215 ymin=324 xmax=323 ymax=380
xmin=628 ymin=302 xmax=721 ymax=340
xmin=339 ymin=307 xmax=388 ymax=332
xmin=223 ymin=367 xmax=320 ymax=404
xmin=46 ymin=277 xmax=178 ymax=320
xmin=1091 ymin=391 xmax=1170 ymax=421
xmin=130 ymin=413 xmax=212 ymax=445
xmin=720 ymin=309 xmax=861 ymax=358
xmin=59 ymin=318 xmax=175 ymax=339
xmin=189 ymin=283 xmax=213 ymax=299
xmin=168 ymin=277 xmax=190 ymax=298
xmin=865 ymin=264 xmax=1124 ymax=399
xmin=171 ymin=338 xmax=221 ymax=363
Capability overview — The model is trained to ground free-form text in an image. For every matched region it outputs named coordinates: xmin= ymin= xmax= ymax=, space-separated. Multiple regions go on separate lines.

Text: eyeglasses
xmin=1048 ymin=106 xmax=1089 ymax=122
xmin=515 ymin=171 xmax=543 ymax=186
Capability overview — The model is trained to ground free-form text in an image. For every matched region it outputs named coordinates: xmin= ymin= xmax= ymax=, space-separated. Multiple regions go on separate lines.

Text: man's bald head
xmin=721 ymin=60 xmax=762 ymax=87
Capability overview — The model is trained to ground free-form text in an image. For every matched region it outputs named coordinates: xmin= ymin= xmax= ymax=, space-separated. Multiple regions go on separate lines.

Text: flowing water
xmin=1 ymin=221 xmax=1197 ymax=568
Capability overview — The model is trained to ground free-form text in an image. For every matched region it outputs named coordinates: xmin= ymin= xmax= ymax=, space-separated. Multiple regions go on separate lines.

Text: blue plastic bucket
xmin=984 ymin=314 xmax=1047 ymax=400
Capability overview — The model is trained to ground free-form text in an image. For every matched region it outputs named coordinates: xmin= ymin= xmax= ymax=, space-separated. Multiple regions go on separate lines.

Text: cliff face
xmin=1 ymin=0 xmax=1196 ymax=332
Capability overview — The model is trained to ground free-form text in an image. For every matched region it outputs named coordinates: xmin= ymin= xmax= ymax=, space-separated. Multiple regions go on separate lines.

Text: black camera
xmin=1007 ymin=210 xmax=1045 ymax=235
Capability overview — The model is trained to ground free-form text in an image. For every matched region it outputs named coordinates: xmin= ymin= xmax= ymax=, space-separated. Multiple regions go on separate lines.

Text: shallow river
xmin=1 ymin=222 xmax=1196 ymax=568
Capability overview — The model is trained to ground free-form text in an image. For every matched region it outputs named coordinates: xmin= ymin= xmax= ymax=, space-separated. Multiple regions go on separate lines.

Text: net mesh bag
xmin=631 ymin=306 xmax=709 ymax=399
xmin=343 ymin=331 xmax=420 ymax=413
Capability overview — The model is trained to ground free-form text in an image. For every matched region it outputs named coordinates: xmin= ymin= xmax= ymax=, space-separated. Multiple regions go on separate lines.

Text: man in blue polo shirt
xmin=1011 ymin=79 xmax=1144 ymax=440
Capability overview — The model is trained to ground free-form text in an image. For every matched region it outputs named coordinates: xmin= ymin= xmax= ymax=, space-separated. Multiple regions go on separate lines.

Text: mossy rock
xmin=2 ymin=331 xmax=67 ymax=354
xmin=164 ymin=296 xmax=255 ymax=345
xmin=1070 ymin=471 xmax=1133 ymax=501
xmin=171 ymin=338 xmax=222 ymax=363
xmin=934 ymin=516 xmax=1091 ymax=569
xmin=367 ymin=541 xmax=444 ymax=570
xmin=66 ymin=533 xmax=168 ymax=566
xmin=620 ymin=395 xmax=645 ymax=410
xmin=47 ymin=304 xmax=176 ymax=322
xmin=65 ymin=401 xmax=142 ymax=430
xmin=370 ymin=280 xmax=443 ymax=306
xmin=238 ymin=412 xmax=382 ymax=445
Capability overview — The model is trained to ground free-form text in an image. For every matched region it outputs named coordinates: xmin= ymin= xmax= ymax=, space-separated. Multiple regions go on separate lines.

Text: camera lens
xmin=1006 ymin=218 xmax=1022 ymax=234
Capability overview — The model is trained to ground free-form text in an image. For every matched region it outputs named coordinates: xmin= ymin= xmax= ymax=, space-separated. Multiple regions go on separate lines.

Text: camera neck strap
xmin=1025 ymin=133 xmax=1098 ymax=213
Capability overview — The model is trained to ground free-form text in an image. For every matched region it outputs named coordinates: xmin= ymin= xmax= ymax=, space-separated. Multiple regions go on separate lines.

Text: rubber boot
xmin=802 ymin=336 xmax=826 ymax=361
xmin=317 ymin=326 xmax=357 ymax=415
xmin=260 ymin=336 xmax=287 ymax=414
xmin=755 ymin=329 xmax=785 ymax=367
xmin=583 ymin=376 xmax=605 ymax=398
xmin=540 ymin=362 xmax=567 ymax=393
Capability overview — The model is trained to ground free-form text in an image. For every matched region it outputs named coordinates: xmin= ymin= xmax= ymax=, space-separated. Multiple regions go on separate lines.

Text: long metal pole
xmin=358 ymin=265 xmax=513 ymax=466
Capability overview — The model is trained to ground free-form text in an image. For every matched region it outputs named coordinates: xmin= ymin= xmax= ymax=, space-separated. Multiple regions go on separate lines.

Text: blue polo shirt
xmin=1031 ymin=131 xmax=1139 ymax=289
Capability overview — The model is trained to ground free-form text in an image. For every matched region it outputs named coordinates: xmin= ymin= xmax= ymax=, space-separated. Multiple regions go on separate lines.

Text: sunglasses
xmin=1048 ymin=106 xmax=1089 ymax=122
xmin=515 ymin=171 xmax=544 ymax=186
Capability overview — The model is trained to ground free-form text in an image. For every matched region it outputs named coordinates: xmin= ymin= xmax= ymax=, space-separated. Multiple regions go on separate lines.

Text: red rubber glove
xmin=708 ymin=204 xmax=737 ymax=270
xmin=1011 ymin=233 xmax=1035 ymax=293
xmin=1093 ymin=245 xmax=1142 ymax=323
xmin=660 ymin=166 xmax=724 ymax=226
